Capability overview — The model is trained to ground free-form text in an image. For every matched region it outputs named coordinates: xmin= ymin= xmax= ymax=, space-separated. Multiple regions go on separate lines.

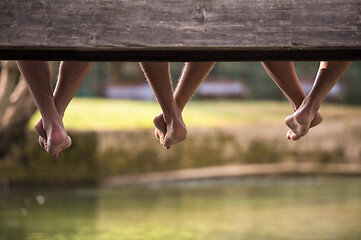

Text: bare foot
xmin=163 ymin=118 xmax=187 ymax=148
xmin=285 ymin=96 xmax=322 ymax=141
xmin=153 ymin=111 xmax=187 ymax=149
xmin=153 ymin=114 xmax=167 ymax=146
xmin=286 ymin=111 xmax=323 ymax=140
xmin=37 ymin=118 xmax=71 ymax=157
xmin=35 ymin=119 xmax=47 ymax=149
xmin=46 ymin=125 xmax=72 ymax=157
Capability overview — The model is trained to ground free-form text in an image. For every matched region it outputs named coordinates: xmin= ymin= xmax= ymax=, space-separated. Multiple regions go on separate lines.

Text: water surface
xmin=1 ymin=177 xmax=360 ymax=240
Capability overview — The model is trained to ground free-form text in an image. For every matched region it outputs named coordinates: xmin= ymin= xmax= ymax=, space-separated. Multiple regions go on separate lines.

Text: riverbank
xmin=2 ymin=100 xmax=361 ymax=185
xmin=103 ymin=162 xmax=361 ymax=187
xmin=2 ymin=113 xmax=361 ymax=185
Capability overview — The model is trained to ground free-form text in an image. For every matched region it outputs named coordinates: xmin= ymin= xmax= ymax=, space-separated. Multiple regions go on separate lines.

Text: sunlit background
xmin=1 ymin=61 xmax=361 ymax=240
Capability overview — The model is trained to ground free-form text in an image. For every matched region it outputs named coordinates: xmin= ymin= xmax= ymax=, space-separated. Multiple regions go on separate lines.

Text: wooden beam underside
xmin=1 ymin=0 xmax=360 ymax=61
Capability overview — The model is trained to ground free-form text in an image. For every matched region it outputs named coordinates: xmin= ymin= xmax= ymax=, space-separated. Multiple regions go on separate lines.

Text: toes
xmin=157 ymin=130 xmax=166 ymax=145
xmin=291 ymin=134 xmax=301 ymax=141
xmin=154 ymin=128 xmax=161 ymax=140
xmin=286 ymin=130 xmax=301 ymax=141
xmin=38 ymin=136 xmax=46 ymax=149
xmin=163 ymin=137 xmax=171 ymax=149
xmin=155 ymin=127 xmax=169 ymax=148
xmin=286 ymin=130 xmax=293 ymax=140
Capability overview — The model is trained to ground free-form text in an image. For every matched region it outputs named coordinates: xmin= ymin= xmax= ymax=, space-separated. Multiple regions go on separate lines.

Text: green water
xmin=1 ymin=177 xmax=360 ymax=240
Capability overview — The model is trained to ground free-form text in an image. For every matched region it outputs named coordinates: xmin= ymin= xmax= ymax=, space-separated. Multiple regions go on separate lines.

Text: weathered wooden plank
xmin=0 ymin=0 xmax=360 ymax=61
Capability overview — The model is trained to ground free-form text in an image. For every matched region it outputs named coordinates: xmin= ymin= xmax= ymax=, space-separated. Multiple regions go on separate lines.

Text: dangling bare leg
xmin=285 ymin=61 xmax=351 ymax=138
xmin=153 ymin=62 xmax=216 ymax=145
xmin=17 ymin=61 xmax=71 ymax=156
xmin=35 ymin=61 xmax=93 ymax=149
xmin=262 ymin=62 xmax=324 ymax=140
xmin=139 ymin=62 xmax=187 ymax=148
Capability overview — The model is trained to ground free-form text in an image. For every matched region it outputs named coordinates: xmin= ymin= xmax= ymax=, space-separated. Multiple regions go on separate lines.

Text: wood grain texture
xmin=0 ymin=0 xmax=360 ymax=61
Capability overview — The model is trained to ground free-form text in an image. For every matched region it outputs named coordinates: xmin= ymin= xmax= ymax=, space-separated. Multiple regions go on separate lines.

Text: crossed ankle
xmin=163 ymin=112 xmax=183 ymax=125
xmin=302 ymin=96 xmax=321 ymax=113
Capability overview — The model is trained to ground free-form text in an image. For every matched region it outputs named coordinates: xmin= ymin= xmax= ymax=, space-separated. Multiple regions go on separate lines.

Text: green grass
xmin=29 ymin=98 xmax=361 ymax=130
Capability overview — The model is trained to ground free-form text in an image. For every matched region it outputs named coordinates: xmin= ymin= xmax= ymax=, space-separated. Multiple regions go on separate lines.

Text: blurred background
xmin=1 ymin=61 xmax=361 ymax=239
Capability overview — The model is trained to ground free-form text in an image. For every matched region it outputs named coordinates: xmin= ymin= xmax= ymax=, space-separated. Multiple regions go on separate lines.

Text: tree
xmin=0 ymin=61 xmax=59 ymax=158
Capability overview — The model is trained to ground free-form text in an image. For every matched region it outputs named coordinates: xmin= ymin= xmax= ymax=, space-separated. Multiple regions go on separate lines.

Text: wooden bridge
xmin=0 ymin=0 xmax=360 ymax=61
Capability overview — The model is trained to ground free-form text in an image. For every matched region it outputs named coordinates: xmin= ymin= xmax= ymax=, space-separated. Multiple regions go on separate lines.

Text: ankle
xmin=174 ymin=99 xmax=185 ymax=112
xmin=301 ymin=96 xmax=320 ymax=114
xmin=55 ymin=105 xmax=66 ymax=118
xmin=43 ymin=115 xmax=64 ymax=131
xmin=291 ymin=95 xmax=307 ymax=111
xmin=164 ymin=106 xmax=182 ymax=122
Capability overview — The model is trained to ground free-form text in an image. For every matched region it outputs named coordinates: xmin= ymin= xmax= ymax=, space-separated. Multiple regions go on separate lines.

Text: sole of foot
xmin=286 ymin=111 xmax=323 ymax=141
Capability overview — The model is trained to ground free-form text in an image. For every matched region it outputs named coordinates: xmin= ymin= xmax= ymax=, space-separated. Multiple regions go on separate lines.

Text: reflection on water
xmin=1 ymin=177 xmax=361 ymax=240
